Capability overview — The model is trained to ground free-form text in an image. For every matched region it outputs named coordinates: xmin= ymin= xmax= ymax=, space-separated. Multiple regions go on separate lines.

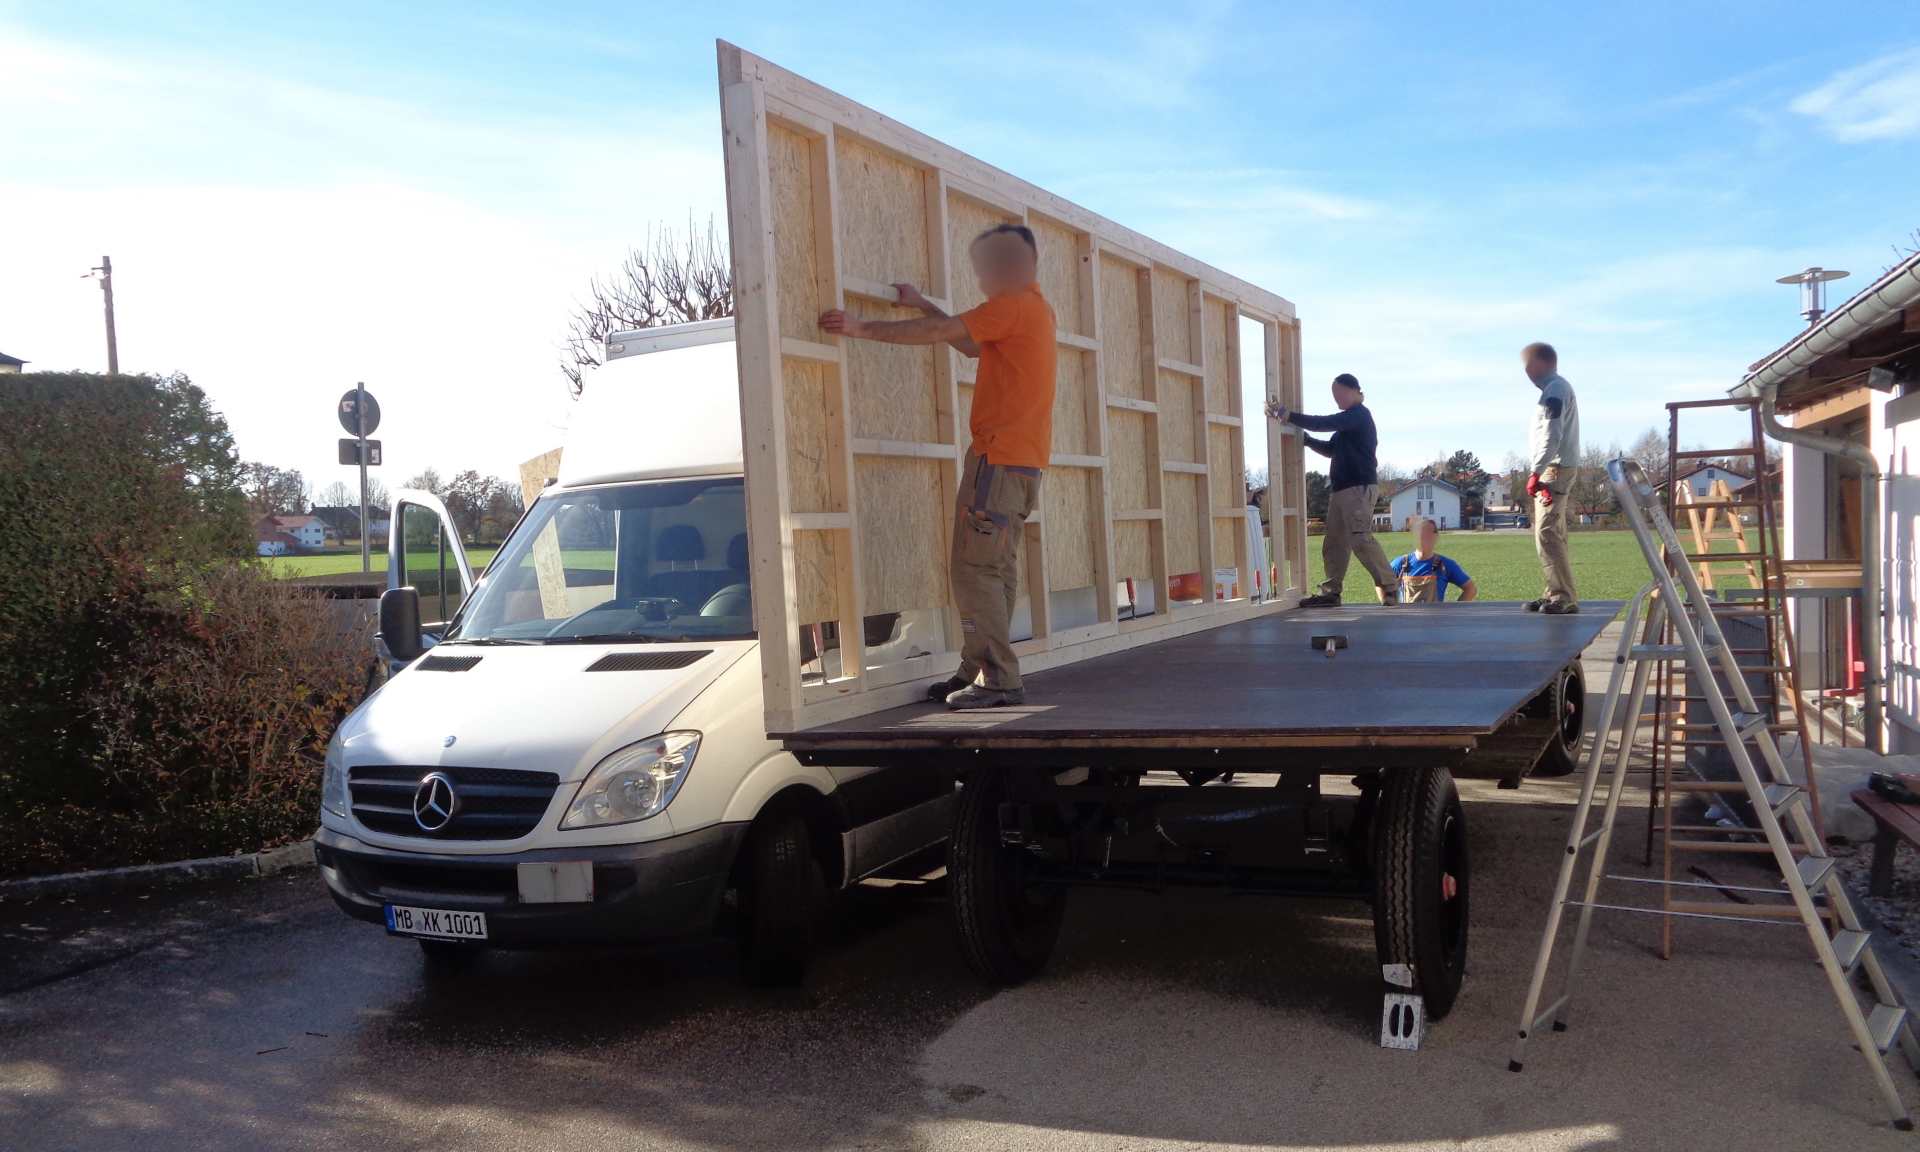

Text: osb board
xmin=1113 ymin=520 xmax=1154 ymax=583
xmin=1208 ymin=424 xmax=1237 ymax=508
xmin=835 ymin=135 xmax=928 ymax=288
xmin=1214 ymin=516 xmax=1245 ymax=572
xmin=719 ymin=42 xmax=1299 ymax=731
xmin=1159 ymin=371 xmax=1198 ymax=462
xmin=783 ymin=358 xmax=834 ymax=513
xmin=1043 ymin=466 xmax=1097 ymax=590
xmin=846 ymin=297 xmax=938 ymax=442
xmin=856 ymin=457 xmax=945 ymax=615
xmin=1098 ymin=255 xmax=1144 ymax=399
xmin=1052 ymin=347 xmax=1090 ymax=457
xmin=1032 ymin=216 xmax=1083 ymax=334
xmin=1108 ymin=408 xmax=1152 ymax=510
xmin=956 ymin=382 xmax=974 ymax=453
xmin=1165 ymin=472 xmax=1200 ymax=576
xmin=946 ymin=193 xmax=1016 ymax=316
xmin=1203 ymin=297 xmax=1232 ymax=413
xmin=793 ymin=529 xmax=839 ymax=625
xmin=1152 ymin=268 xmax=1192 ymax=363
xmin=768 ymin=123 xmax=822 ymax=338
xmin=518 ymin=448 xmax=563 ymax=506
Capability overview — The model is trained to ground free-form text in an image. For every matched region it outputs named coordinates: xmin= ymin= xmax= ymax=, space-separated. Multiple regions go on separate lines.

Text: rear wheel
xmin=950 ymin=766 xmax=1064 ymax=984
xmin=738 ymin=807 xmax=826 ymax=986
xmin=1529 ymin=661 xmax=1587 ymax=778
xmin=1373 ymin=765 xmax=1469 ymax=1019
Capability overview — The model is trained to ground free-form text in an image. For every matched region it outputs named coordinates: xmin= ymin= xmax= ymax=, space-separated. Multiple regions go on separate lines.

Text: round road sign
xmin=338 ymin=388 xmax=381 ymax=437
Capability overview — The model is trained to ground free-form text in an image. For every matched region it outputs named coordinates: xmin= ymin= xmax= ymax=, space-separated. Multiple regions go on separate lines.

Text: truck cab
xmin=314 ymin=318 xmax=953 ymax=983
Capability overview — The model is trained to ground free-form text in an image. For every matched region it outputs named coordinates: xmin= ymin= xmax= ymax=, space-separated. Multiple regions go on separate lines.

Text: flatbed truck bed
xmin=778 ymin=602 xmax=1618 ymax=1044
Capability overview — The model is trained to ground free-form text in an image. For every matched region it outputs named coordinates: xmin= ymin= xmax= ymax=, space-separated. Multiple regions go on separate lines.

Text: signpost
xmin=338 ymin=385 xmax=382 ymax=573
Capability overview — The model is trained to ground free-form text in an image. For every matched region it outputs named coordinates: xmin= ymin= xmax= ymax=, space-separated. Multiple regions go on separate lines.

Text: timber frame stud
xmin=717 ymin=42 xmax=1303 ymax=733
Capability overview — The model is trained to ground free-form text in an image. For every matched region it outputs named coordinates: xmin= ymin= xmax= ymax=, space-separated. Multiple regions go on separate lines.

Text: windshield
xmin=444 ymin=477 xmax=753 ymax=644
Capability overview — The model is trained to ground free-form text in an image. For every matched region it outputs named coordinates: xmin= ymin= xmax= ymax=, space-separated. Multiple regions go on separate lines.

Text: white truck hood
xmin=337 ymin=641 xmax=750 ymax=784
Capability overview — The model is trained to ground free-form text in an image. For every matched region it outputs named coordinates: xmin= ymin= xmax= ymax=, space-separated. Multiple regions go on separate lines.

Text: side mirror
xmin=379 ymin=587 xmax=424 ymax=663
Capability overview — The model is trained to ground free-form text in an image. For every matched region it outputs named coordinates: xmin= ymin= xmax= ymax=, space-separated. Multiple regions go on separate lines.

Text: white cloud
xmin=1791 ymin=46 xmax=1920 ymax=141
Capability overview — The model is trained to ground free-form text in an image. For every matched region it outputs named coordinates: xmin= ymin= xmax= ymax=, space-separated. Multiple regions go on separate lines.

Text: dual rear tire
xmin=1373 ymin=764 xmax=1470 ymax=1019
xmin=950 ymin=766 xmax=1065 ymax=984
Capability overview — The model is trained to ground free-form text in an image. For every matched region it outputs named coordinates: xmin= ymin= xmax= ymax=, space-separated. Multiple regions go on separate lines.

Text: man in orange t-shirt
xmin=820 ymin=224 xmax=1055 ymax=709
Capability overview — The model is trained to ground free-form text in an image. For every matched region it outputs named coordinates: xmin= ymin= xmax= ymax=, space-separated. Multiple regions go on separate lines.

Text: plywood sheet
xmin=1033 ymin=216 xmax=1083 ymax=334
xmin=835 ymin=136 xmax=927 ymax=288
xmin=946 ymin=192 xmax=1015 ymax=316
xmin=783 ymin=358 xmax=834 ymax=513
xmin=794 ymin=529 xmax=839 ymax=625
xmin=1043 ymin=466 xmax=1097 ymax=591
xmin=1203 ymin=297 xmax=1232 ymax=413
xmin=1108 ymin=408 xmax=1152 ymax=510
xmin=1165 ymin=471 xmax=1200 ymax=576
xmin=1113 ymin=520 xmax=1154 ymax=583
xmin=956 ymin=382 xmax=974 ymax=454
xmin=1159 ymin=371 xmax=1197 ymax=463
xmin=845 ymin=297 xmax=938 ymax=442
xmin=1209 ymin=424 xmax=1237 ymax=508
xmin=1099 ymin=255 xmax=1145 ymax=400
xmin=768 ymin=124 xmax=822 ymax=339
xmin=518 ymin=448 xmax=563 ymax=506
xmin=1214 ymin=516 xmax=1245 ymax=572
xmin=1152 ymin=267 xmax=1192 ymax=363
xmin=856 ymin=457 xmax=945 ymax=614
xmin=1052 ymin=348 xmax=1090 ymax=457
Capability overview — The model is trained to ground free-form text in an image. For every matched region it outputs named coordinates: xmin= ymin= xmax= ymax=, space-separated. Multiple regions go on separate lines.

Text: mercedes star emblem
xmin=412 ymin=772 xmax=460 ymax=833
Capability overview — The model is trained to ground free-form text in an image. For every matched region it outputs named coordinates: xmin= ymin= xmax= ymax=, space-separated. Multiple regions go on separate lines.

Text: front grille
xmin=348 ymin=765 xmax=561 ymax=840
xmin=338 ymin=858 xmax=638 ymax=907
xmin=418 ymin=654 xmax=483 ymax=671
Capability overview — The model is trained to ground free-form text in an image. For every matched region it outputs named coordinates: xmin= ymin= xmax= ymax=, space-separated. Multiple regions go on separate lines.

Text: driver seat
xmin=700 ymin=534 xmax=751 ymax=618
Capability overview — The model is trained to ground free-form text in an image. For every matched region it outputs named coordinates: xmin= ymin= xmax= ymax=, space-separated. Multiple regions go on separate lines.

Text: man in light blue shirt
xmin=1388 ymin=519 xmax=1478 ymax=603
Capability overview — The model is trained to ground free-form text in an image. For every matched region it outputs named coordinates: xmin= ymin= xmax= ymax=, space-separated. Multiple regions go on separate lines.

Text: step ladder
xmin=1643 ymin=398 xmax=1822 ymax=956
xmin=1510 ymin=457 xmax=1920 ymax=1130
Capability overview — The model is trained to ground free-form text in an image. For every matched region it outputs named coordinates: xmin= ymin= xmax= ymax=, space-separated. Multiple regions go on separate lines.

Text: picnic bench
xmin=1852 ymin=787 xmax=1920 ymax=897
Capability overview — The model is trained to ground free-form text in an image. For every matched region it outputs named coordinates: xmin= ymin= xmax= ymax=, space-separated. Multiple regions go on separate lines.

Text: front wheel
xmin=737 ymin=808 xmax=826 ymax=987
xmin=950 ymin=766 xmax=1064 ymax=984
xmin=1373 ymin=765 xmax=1469 ymax=1019
xmin=1529 ymin=660 xmax=1586 ymax=778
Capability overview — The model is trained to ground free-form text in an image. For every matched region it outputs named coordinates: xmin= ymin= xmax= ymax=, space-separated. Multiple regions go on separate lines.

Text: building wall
xmin=1389 ymin=485 xmax=1462 ymax=530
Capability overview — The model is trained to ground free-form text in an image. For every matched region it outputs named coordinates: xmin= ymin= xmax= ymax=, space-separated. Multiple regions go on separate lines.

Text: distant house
xmin=254 ymin=514 xmax=326 ymax=551
xmin=256 ymin=531 xmax=300 ymax=557
xmin=1387 ymin=477 xmax=1463 ymax=530
xmin=309 ymin=505 xmax=363 ymax=543
xmin=0 ymin=352 xmax=25 ymax=374
xmin=1670 ymin=464 xmax=1752 ymax=500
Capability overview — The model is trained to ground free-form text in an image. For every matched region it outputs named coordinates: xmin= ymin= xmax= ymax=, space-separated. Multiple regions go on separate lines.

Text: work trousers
xmin=951 ymin=452 xmax=1041 ymax=691
xmin=1320 ymin=483 xmax=1395 ymax=598
xmin=1534 ymin=466 xmax=1577 ymax=606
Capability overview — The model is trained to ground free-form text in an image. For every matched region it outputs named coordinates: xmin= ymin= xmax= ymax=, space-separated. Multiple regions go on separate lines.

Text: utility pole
xmin=88 ymin=256 xmax=119 ymax=374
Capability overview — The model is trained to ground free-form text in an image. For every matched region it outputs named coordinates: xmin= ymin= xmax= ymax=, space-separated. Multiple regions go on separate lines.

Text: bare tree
xmin=1627 ymin=427 xmax=1670 ymax=489
xmin=562 ymin=218 xmax=734 ymax=395
xmin=316 ymin=480 xmax=354 ymax=508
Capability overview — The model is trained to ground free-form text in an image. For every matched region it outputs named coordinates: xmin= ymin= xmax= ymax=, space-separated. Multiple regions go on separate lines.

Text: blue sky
xmin=3 ymin=1 xmax=1918 ymax=494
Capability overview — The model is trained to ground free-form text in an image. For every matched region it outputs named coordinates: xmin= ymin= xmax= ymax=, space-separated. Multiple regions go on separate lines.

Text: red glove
xmin=1525 ymin=473 xmax=1541 ymax=498
xmin=1540 ymin=486 xmax=1555 ymax=508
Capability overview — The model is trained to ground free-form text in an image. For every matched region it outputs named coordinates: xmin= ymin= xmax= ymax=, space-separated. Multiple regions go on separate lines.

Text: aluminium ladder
xmin=1511 ymin=457 xmax=1919 ymax=1130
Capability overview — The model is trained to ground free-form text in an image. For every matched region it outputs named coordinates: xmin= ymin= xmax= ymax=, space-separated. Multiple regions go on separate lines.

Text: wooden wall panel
xmin=845 ymin=297 xmax=938 ymax=442
xmin=1098 ymin=257 xmax=1145 ymax=400
xmin=720 ymin=42 xmax=1298 ymax=732
xmin=1043 ymin=467 xmax=1098 ymax=590
xmin=1214 ymin=516 xmax=1245 ymax=574
xmin=856 ymin=458 xmax=945 ymax=614
xmin=1152 ymin=268 xmax=1192 ymax=363
xmin=835 ymin=136 xmax=928 ymax=288
xmin=1166 ymin=472 xmax=1200 ymax=576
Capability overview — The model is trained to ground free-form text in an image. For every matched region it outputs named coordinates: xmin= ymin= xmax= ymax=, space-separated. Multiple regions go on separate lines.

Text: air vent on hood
xmin=418 ymin=654 xmax=484 ymax=672
xmin=585 ymin=650 xmax=711 ymax=673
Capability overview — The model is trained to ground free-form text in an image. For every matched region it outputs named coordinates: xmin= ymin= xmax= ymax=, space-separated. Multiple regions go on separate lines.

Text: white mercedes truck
xmin=314 ymin=319 xmax=953 ymax=983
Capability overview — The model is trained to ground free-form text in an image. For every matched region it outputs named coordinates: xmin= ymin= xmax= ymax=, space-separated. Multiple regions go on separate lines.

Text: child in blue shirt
xmin=1389 ymin=518 xmax=1478 ymax=603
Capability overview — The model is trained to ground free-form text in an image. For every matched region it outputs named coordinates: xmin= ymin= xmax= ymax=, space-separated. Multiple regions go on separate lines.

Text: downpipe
xmin=1756 ymin=383 xmax=1883 ymax=750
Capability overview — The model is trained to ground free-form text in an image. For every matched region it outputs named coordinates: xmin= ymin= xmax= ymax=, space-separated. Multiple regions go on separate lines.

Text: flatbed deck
xmin=779 ymin=602 xmax=1617 ymax=767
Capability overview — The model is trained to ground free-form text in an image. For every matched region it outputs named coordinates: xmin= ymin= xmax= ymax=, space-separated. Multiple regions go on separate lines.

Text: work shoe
xmin=925 ymin=675 xmax=969 ymax=702
xmin=1523 ymin=598 xmax=1547 ymax=612
xmin=946 ymin=684 xmax=1026 ymax=710
xmin=1298 ymin=592 xmax=1342 ymax=608
xmin=1540 ymin=601 xmax=1580 ymax=615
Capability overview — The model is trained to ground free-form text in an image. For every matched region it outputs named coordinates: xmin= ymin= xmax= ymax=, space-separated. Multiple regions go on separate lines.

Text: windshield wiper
xmin=540 ymin=633 xmax=672 ymax=645
xmin=438 ymin=637 xmax=541 ymax=647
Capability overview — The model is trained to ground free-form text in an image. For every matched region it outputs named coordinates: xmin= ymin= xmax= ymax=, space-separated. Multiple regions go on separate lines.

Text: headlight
xmin=560 ymin=732 xmax=700 ymax=830
xmin=321 ymin=727 xmax=350 ymax=818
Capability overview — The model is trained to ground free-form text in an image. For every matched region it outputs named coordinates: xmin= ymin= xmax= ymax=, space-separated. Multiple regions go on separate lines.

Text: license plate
xmin=384 ymin=904 xmax=488 ymax=941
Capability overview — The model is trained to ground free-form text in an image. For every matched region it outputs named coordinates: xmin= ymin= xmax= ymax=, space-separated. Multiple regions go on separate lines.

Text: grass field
xmin=264 ymin=548 xmax=501 ymax=578
xmin=1305 ymin=528 xmax=1662 ymax=603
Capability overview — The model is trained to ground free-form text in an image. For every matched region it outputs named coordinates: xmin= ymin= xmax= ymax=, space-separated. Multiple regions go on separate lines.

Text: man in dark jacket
xmin=1267 ymin=373 xmax=1395 ymax=608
